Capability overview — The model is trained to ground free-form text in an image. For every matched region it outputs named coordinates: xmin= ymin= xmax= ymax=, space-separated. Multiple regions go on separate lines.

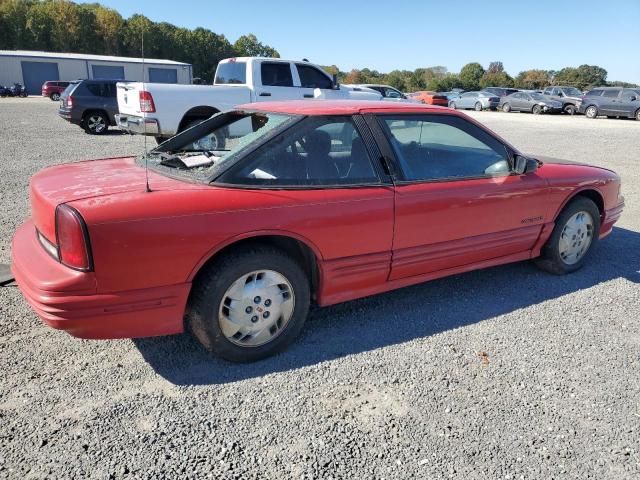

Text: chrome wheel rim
xmin=52 ymin=93 xmax=60 ymax=101
xmin=559 ymin=211 xmax=594 ymax=265
xmin=586 ymin=106 xmax=597 ymax=118
xmin=450 ymin=102 xmax=456 ymax=109
xmin=475 ymin=102 xmax=482 ymax=111
xmin=218 ymin=270 xmax=295 ymax=347
xmin=88 ymin=115 xmax=106 ymax=133
xmin=503 ymin=103 xmax=510 ymax=112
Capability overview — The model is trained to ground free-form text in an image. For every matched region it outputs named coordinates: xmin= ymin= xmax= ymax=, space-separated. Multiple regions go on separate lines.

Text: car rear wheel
xmin=474 ymin=102 xmax=483 ymax=111
xmin=83 ymin=112 xmax=108 ymax=135
xmin=449 ymin=101 xmax=457 ymax=109
xmin=186 ymin=244 xmax=310 ymax=362
xmin=585 ymin=106 xmax=598 ymax=119
xmin=532 ymin=104 xmax=542 ymax=115
xmin=534 ymin=197 xmax=600 ymax=275
xmin=502 ymin=103 xmax=511 ymax=113
xmin=563 ymin=104 xmax=576 ymax=115
xmin=50 ymin=92 xmax=60 ymax=101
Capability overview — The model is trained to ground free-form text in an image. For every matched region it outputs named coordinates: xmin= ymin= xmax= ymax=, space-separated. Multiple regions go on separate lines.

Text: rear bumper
xmin=115 ymin=114 xmax=160 ymax=136
xmin=11 ymin=220 xmax=189 ymax=339
xmin=57 ymin=108 xmax=76 ymax=124
xmin=600 ymin=200 xmax=624 ymax=239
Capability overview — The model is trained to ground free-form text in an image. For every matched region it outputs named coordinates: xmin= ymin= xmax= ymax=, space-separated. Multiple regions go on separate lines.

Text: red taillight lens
xmin=67 ymin=95 xmax=73 ymax=107
xmin=139 ymin=91 xmax=156 ymax=113
xmin=55 ymin=205 xmax=92 ymax=271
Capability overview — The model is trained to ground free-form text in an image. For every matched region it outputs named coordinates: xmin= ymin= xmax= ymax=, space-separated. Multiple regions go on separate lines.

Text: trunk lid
xmin=30 ymin=156 xmax=192 ymax=242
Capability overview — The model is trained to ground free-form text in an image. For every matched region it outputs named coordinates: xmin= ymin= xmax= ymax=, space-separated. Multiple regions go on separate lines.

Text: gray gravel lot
xmin=0 ymin=97 xmax=638 ymax=479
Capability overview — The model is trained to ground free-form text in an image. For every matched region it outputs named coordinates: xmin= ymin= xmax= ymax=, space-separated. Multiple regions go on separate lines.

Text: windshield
xmin=142 ymin=111 xmax=298 ymax=181
xmin=561 ymin=87 xmax=582 ymax=97
xmin=530 ymin=93 xmax=546 ymax=100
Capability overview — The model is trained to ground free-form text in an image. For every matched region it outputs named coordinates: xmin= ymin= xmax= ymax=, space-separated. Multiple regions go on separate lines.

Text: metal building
xmin=0 ymin=50 xmax=193 ymax=94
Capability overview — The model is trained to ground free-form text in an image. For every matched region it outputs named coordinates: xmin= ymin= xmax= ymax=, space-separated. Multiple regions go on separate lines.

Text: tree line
xmin=1 ymin=0 xmax=636 ymax=90
xmin=0 ymin=0 xmax=279 ymax=81
xmin=332 ymin=61 xmax=637 ymax=92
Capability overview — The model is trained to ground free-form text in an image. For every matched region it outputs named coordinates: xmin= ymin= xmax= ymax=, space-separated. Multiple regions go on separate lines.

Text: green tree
xmin=480 ymin=71 xmax=514 ymax=88
xmin=233 ymin=34 xmax=279 ymax=58
xmin=514 ymin=69 xmax=552 ymax=89
xmin=459 ymin=62 xmax=485 ymax=90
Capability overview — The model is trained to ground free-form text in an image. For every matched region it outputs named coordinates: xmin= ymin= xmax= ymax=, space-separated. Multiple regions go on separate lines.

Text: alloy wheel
xmin=87 ymin=115 xmax=106 ymax=133
xmin=586 ymin=106 xmax=598 ymax=119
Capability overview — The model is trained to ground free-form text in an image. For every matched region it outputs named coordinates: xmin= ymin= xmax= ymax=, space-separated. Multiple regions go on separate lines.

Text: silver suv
xmin=542 ymin=86 xmax=584 ymax=115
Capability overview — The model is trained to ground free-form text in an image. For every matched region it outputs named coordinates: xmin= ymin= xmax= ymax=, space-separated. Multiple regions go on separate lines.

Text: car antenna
xmin=141 ymin=25 xmax=151 ymax=193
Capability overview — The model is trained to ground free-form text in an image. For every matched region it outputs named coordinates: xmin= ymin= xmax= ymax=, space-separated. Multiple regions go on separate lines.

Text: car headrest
xmin=304 ymin=130 xmax=331 ymax=157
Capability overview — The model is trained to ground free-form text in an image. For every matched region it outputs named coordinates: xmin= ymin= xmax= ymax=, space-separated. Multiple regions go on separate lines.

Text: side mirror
xmin=525 ymin=158 xmax=539 ymax=173
xmin=630 ymin=96 xmax=637 ymax=102
xmin=514 ymin=155 xmax=527 ymax=174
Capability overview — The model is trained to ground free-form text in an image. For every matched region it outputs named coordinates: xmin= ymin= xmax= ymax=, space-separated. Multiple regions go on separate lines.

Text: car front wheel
xmin=449 ymin=101 xmax=457 ymax=109
xmin=187 ymin=244 xmax=310 ymax=362
xmin=502 ymin=103 xmax=511 ymax=113
xmin=534 ymin=196 xmax=600 ymax=275
xmin=563 ymin=104 xmax=576 ymax=115
xmin=474 ymin=102 xmax=483 ymax=111
xmin=585 ymin=106 xmax=598 ymax=119
xmin=635 ymin=108 xmax=640 ymax=121
xmin=532 ymin=104 xmax=542 ymax=115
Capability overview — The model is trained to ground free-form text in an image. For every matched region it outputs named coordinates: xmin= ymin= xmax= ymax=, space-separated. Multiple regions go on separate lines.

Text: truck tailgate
xmin=116 ymin=82 xmax=142 ymax=116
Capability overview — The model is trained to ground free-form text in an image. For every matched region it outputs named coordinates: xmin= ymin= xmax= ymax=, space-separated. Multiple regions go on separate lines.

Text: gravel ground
xmin=0 ymin=97 xmax=638 ymax=479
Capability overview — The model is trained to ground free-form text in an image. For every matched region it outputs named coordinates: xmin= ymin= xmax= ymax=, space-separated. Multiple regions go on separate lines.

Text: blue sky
xmin=77 ymin=0 xmax=640 ymax=83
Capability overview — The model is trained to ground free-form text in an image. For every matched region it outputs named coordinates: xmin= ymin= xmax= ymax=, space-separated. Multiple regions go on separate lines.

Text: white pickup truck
xmin=115 ymin=57 xmax=382 ymax=141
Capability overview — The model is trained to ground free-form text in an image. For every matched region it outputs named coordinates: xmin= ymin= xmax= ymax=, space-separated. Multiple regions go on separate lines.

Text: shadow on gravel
xmin=134 ymin=227 xmax=640 ymax=386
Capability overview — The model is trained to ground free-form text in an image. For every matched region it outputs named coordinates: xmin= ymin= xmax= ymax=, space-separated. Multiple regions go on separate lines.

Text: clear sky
xmin=77 ymin=0 xmax=640 ymax=83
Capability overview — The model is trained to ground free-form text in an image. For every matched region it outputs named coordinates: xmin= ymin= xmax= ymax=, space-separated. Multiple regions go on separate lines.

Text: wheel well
xmin=194 ymin=235 xmax=320 ymax=301
xmin=179 ymin=106 xmax=219 ymax=132
xmin=82 ymin=109 xmax=109 ymax=123
xmin=574 ymin=189 xmax=605 ymax=220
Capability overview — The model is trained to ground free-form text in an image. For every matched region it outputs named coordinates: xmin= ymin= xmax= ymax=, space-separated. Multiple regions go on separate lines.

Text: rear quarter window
xmin=215 ymin=62 xmax=247 ymax=85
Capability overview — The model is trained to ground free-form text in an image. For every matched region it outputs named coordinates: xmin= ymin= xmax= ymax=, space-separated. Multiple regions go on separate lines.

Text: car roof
xmin=236 ymin=100 xmax=451 ymax=115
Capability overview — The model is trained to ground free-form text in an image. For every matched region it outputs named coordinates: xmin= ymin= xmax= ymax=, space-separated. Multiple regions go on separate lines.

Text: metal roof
xmin=0 ymin=50 xmax=190 ymax=66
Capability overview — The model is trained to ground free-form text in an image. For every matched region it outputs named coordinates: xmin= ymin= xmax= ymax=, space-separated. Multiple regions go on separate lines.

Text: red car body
xmin=41 ymin=81 xmax=71 ymax=100
xmin=407 ymin=91 xmax=449 ymax=106
xmin=12 ymin=101 xmax=624 ymax=342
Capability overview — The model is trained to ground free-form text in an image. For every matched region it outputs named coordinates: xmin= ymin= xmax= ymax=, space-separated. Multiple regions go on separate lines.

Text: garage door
xmin=92 ymin=65 xmax=125 ymax=80
xmin=21 ymin=61 xmax=60 ymax=95
xmin=148 ymin=68 xmax=178 ymax=83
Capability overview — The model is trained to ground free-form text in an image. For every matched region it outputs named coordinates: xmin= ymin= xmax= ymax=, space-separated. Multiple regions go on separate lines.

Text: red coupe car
xmin=12 ymin=101 xmax=624 ymax=362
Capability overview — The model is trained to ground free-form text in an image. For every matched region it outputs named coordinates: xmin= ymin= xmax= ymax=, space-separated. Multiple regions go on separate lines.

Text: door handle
xmin=303 ymin=94 xmax=314 ymax=98
xmin=259 ymin=92 xmax=271 ymax=97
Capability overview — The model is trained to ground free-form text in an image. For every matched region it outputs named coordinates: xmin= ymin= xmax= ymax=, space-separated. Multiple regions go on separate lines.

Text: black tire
xmin=186 ymin=244 xmax=311 ymax=362
xmin=474 ymin=102 xmax=483 ymax=111
xmin=534 ymin=196 xmax=601 ymax=275
xmin=563 ymin=104 xmax=576 ymax=115
xmin=585 ymin=105 xmax=598 ymax=119
xmin=83 ymin=111 xmax=108 ymax=135
xmin=449 ymin=101 xmax=457 ymax=109
xmin=532 ymin=104 xmax=542 ymax=115
xmin=50 ymin=92 xmax=60 ymax=101
xmin=502 ymin=103 xmax=511 ymax=113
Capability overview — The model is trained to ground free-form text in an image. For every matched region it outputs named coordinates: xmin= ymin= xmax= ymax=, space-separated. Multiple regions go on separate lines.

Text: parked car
xmin=116 ymin=57 xmax=381 ymax=143
xmin=11 ymin=100 xmax=624 ymax=362
xmin=541 ymin=86 xmax=584 ymax=115
xmin=499 ymin=92 xmax=563 ymax=114
xmin=406 ymin=91 xmax=449 ymax=106
xmin=481 ymin=87 xmax=520 ymax=97
xmin=357 ymin=84 xmax=417 ymax=102
xmin=42 ymin=81 xmax=72 ymax=101
xmin=449 ymin=91 xmax=500 ymax=111
xmin=4 ymin=83 xmax=28 ymax=97
xmin=58 ymin=79 xmax=122 ymax=134
xmin=0 ymin=85 xmax=9 ymax=97
xmin=439 ymin=90 xmax=464 ymax=100
xmin=578 ymin=87 xmax=640 ymax=120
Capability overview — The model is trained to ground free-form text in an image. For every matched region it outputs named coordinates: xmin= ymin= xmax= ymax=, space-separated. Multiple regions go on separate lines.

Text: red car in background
xmin=12 ymin=100 xmax=624 ymax=362
xmin=407 ymin=91 xmax=449 ymax=106
xmin=41 ymin=81 xmax=72 ymax=101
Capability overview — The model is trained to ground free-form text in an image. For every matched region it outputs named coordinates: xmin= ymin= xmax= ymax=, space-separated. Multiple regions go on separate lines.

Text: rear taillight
xmin=67 ymin=95 xmax=73 ymax=107
xmin=139 ymin=91 xmax=156 ymax=113
xmin=55 ymin=205 xmax=93 ymax=271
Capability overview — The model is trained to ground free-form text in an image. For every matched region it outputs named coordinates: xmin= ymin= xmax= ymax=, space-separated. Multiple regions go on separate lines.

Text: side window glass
xmin=261 ymin=63 xmax=294 ymax=87
xmin=380 ymin=115 xmax=510 ymax=181
xmin=603 ymin=89 xmax=620 ymax=98
xmin=296 ymin=64 xmax=332 ymax=89
xmin=229 ymin=117 xmax=378 ymax=186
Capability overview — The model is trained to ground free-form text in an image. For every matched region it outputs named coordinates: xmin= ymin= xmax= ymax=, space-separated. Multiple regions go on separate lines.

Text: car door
xmin=218 ymin=114 xmax=394 ymax=306
xmin=295 ymin=63 xmax=334 ymax=99
xmin=370 ymin=113 xmax=549 ymax=280
xmin=457 ymin=93 xmax=471 ymax=109
xmin=599 ymin=89 xmax=622 ymax=115
xmin=620 ymin=89 xmax=640 ymax=117
xmin=254 ymin=61 xmax=299 ymax=101
xmin=509 ymin=93 xmax=523 ymax=111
